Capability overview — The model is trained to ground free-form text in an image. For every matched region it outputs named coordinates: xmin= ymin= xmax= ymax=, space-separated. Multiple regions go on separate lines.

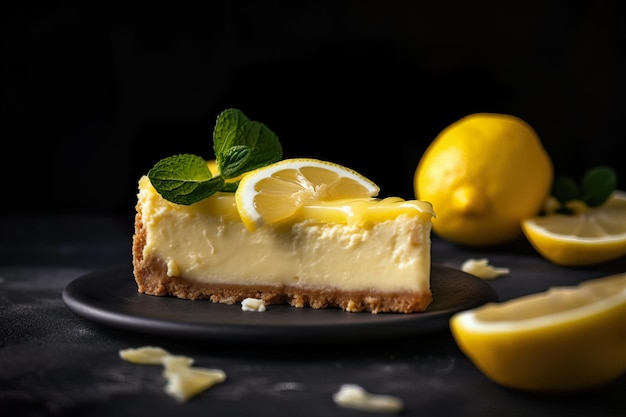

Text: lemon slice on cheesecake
xmin=235 ymin=158 xmax=380 ymax=231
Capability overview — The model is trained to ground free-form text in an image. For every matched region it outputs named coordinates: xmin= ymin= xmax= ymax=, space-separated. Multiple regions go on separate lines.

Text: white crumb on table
xmin=119 ymin=346 xmax=226 ymax=403
xmin=332 ymin=383 xmax=404 ymax=413
xmin=241 ymin=297 xmax=267 ymax=312
xmin=461 ymin=258 xmax=510 ymax=279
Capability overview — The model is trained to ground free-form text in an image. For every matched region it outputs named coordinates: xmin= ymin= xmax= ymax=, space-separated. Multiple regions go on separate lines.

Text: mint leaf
xmin=550 ymin=165 xmax=618 ymax=212
xmin=219 ymin=181 xmax=240 ymax=193
xmin=552 ymin=176 xmax=579 ymax=206
xmin=580 ymin=166 xmax=617 ymax=207
xmin=147 ymin=108 xmax=283 ymax=205
xmin=220 ymin=145 xmax=252 ymax=178
xmin=235 ymin=120 xmax=282 ymax=172
xmin=213 ymin=108 xmax=250 ymax=171
xmin=148 ymin=154 xmax=224 ymax=205
xmin=213 ymin=109 xmax=282 ymax=178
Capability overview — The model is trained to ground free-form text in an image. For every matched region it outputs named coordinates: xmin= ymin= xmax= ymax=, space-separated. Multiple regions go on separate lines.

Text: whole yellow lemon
xmin=414 ymin=113 xmax=553 ymax=246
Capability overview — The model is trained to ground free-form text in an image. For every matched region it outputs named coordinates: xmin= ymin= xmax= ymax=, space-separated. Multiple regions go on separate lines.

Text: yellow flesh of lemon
xmin=521 ymin=191 xmax=626 ymax=266
xmin=450 ymin=273 xmax=626 ymax=392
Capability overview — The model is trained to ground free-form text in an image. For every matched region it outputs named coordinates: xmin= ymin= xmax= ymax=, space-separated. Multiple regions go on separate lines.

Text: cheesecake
xmin=131 ymin=108 xmax=435 ymax=314
xmin=132 ymin=176 xmax=435 ymax=314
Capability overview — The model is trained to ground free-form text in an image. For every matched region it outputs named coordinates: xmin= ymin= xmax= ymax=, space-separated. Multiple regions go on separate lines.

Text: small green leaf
xmin=148 ymin=154 xmax=223 ymax=205
xmin=159 ymin=177 xmax=225 ymax=205
xmin=146 ymin=108 xmax=283 ymax=205
xmin=213 ymin=108 xmax=249 ymax=164
xmin=580 ymin=166 xmax=617 ymax=207
xmin=549 ymin=165 xmax=618 ymax=213
xmin=552 ymin=176 xmax=579 ymax=206
xmin=220 ymin=145 xmax=252 ymax=179
xmin=220 ymin=181 xmax=240 ymax=193
xmin=237 ymin=120 xmax=282 ymax=172
xmin=220 ymin=121 xmax=282 ymax=178
xmin=214 ymin=111 xmax=282 ymax=178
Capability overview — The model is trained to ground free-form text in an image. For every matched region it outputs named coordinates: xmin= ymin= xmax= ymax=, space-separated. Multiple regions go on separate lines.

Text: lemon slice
xmin=521 ymin=191 xmax=626 ymax=266
xmin=235 ymin=158 xmax=380 ymax=231
xmin=450 ymin=273 xmax=626 ymax=392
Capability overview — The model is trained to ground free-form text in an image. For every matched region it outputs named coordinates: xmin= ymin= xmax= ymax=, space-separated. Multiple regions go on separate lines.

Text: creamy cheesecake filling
xmin=137 ymin=176 xmax=432 ymax=293
xmin=134 ymin=176 xmax=435 ymax=312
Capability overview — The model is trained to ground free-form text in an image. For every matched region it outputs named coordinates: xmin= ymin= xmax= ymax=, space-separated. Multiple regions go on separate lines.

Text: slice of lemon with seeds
xmin=450 ymin=273 xmax=626 ymax=392
xmin=235 ymin=158 xmax=380 ymax=231
xmin=521 ymin=191 xmax=626 ymax=266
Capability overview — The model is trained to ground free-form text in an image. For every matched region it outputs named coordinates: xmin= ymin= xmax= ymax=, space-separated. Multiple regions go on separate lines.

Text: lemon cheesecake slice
xmin=131 ymin=109 xmax=435 ymax=314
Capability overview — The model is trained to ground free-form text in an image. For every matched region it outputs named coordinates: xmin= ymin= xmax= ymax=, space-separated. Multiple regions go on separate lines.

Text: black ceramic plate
xmin=62 ymin=264 xmax=498 ymax=344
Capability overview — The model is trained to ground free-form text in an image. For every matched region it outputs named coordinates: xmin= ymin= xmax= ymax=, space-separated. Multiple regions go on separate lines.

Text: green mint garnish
xmin=214 ymin=108 xmax=282 ymax=178
xmin=147 ymin=108 xmax=282 ymax=205
xmin=147 ymin=154 xmax=224 ymax=205
xmin=551 ymin=166 xmax=617 ymax=213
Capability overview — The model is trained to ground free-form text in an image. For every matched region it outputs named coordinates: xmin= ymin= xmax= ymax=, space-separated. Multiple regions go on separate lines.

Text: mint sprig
xmin=147 ymin=108 xmax=283 ymax=205
xmin=551 ymin=166 xmax=617 ymax=214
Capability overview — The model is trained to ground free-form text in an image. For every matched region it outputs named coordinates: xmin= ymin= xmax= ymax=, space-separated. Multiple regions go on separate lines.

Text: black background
xmin=3 ymin=1 xmax=624 ymax=216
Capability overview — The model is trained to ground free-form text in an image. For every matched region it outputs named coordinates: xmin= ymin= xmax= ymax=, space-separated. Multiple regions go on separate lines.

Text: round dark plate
xmin=62 ymin=264 xmax=498 ymax=344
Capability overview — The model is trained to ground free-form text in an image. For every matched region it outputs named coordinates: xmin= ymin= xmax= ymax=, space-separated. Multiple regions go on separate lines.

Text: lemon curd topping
xmin=301 ymin=197 xmax=435 ymax=227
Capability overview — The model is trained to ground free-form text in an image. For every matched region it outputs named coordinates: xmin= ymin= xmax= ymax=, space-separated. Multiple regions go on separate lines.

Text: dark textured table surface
xmin=1 ymin=215 xmax=625 ymax=417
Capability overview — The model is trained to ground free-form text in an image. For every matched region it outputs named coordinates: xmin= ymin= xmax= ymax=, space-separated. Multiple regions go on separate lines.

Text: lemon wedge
xmin=521 ymin=191 xmax=626 ymax=266
xmin=235 ymin=158 xmax=380 ymax=231
xmin=450 ymin=273 xmax=626 ymax=392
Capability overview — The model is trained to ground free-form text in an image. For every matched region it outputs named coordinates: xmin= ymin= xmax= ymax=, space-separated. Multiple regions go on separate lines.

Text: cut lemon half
xmin=450 ymin=273 xmax=626 ymax=392
xmin=521 ymin=191 xmax=626 ymax=266
xmin=235 ymin=158 xmax=380 ymax=231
